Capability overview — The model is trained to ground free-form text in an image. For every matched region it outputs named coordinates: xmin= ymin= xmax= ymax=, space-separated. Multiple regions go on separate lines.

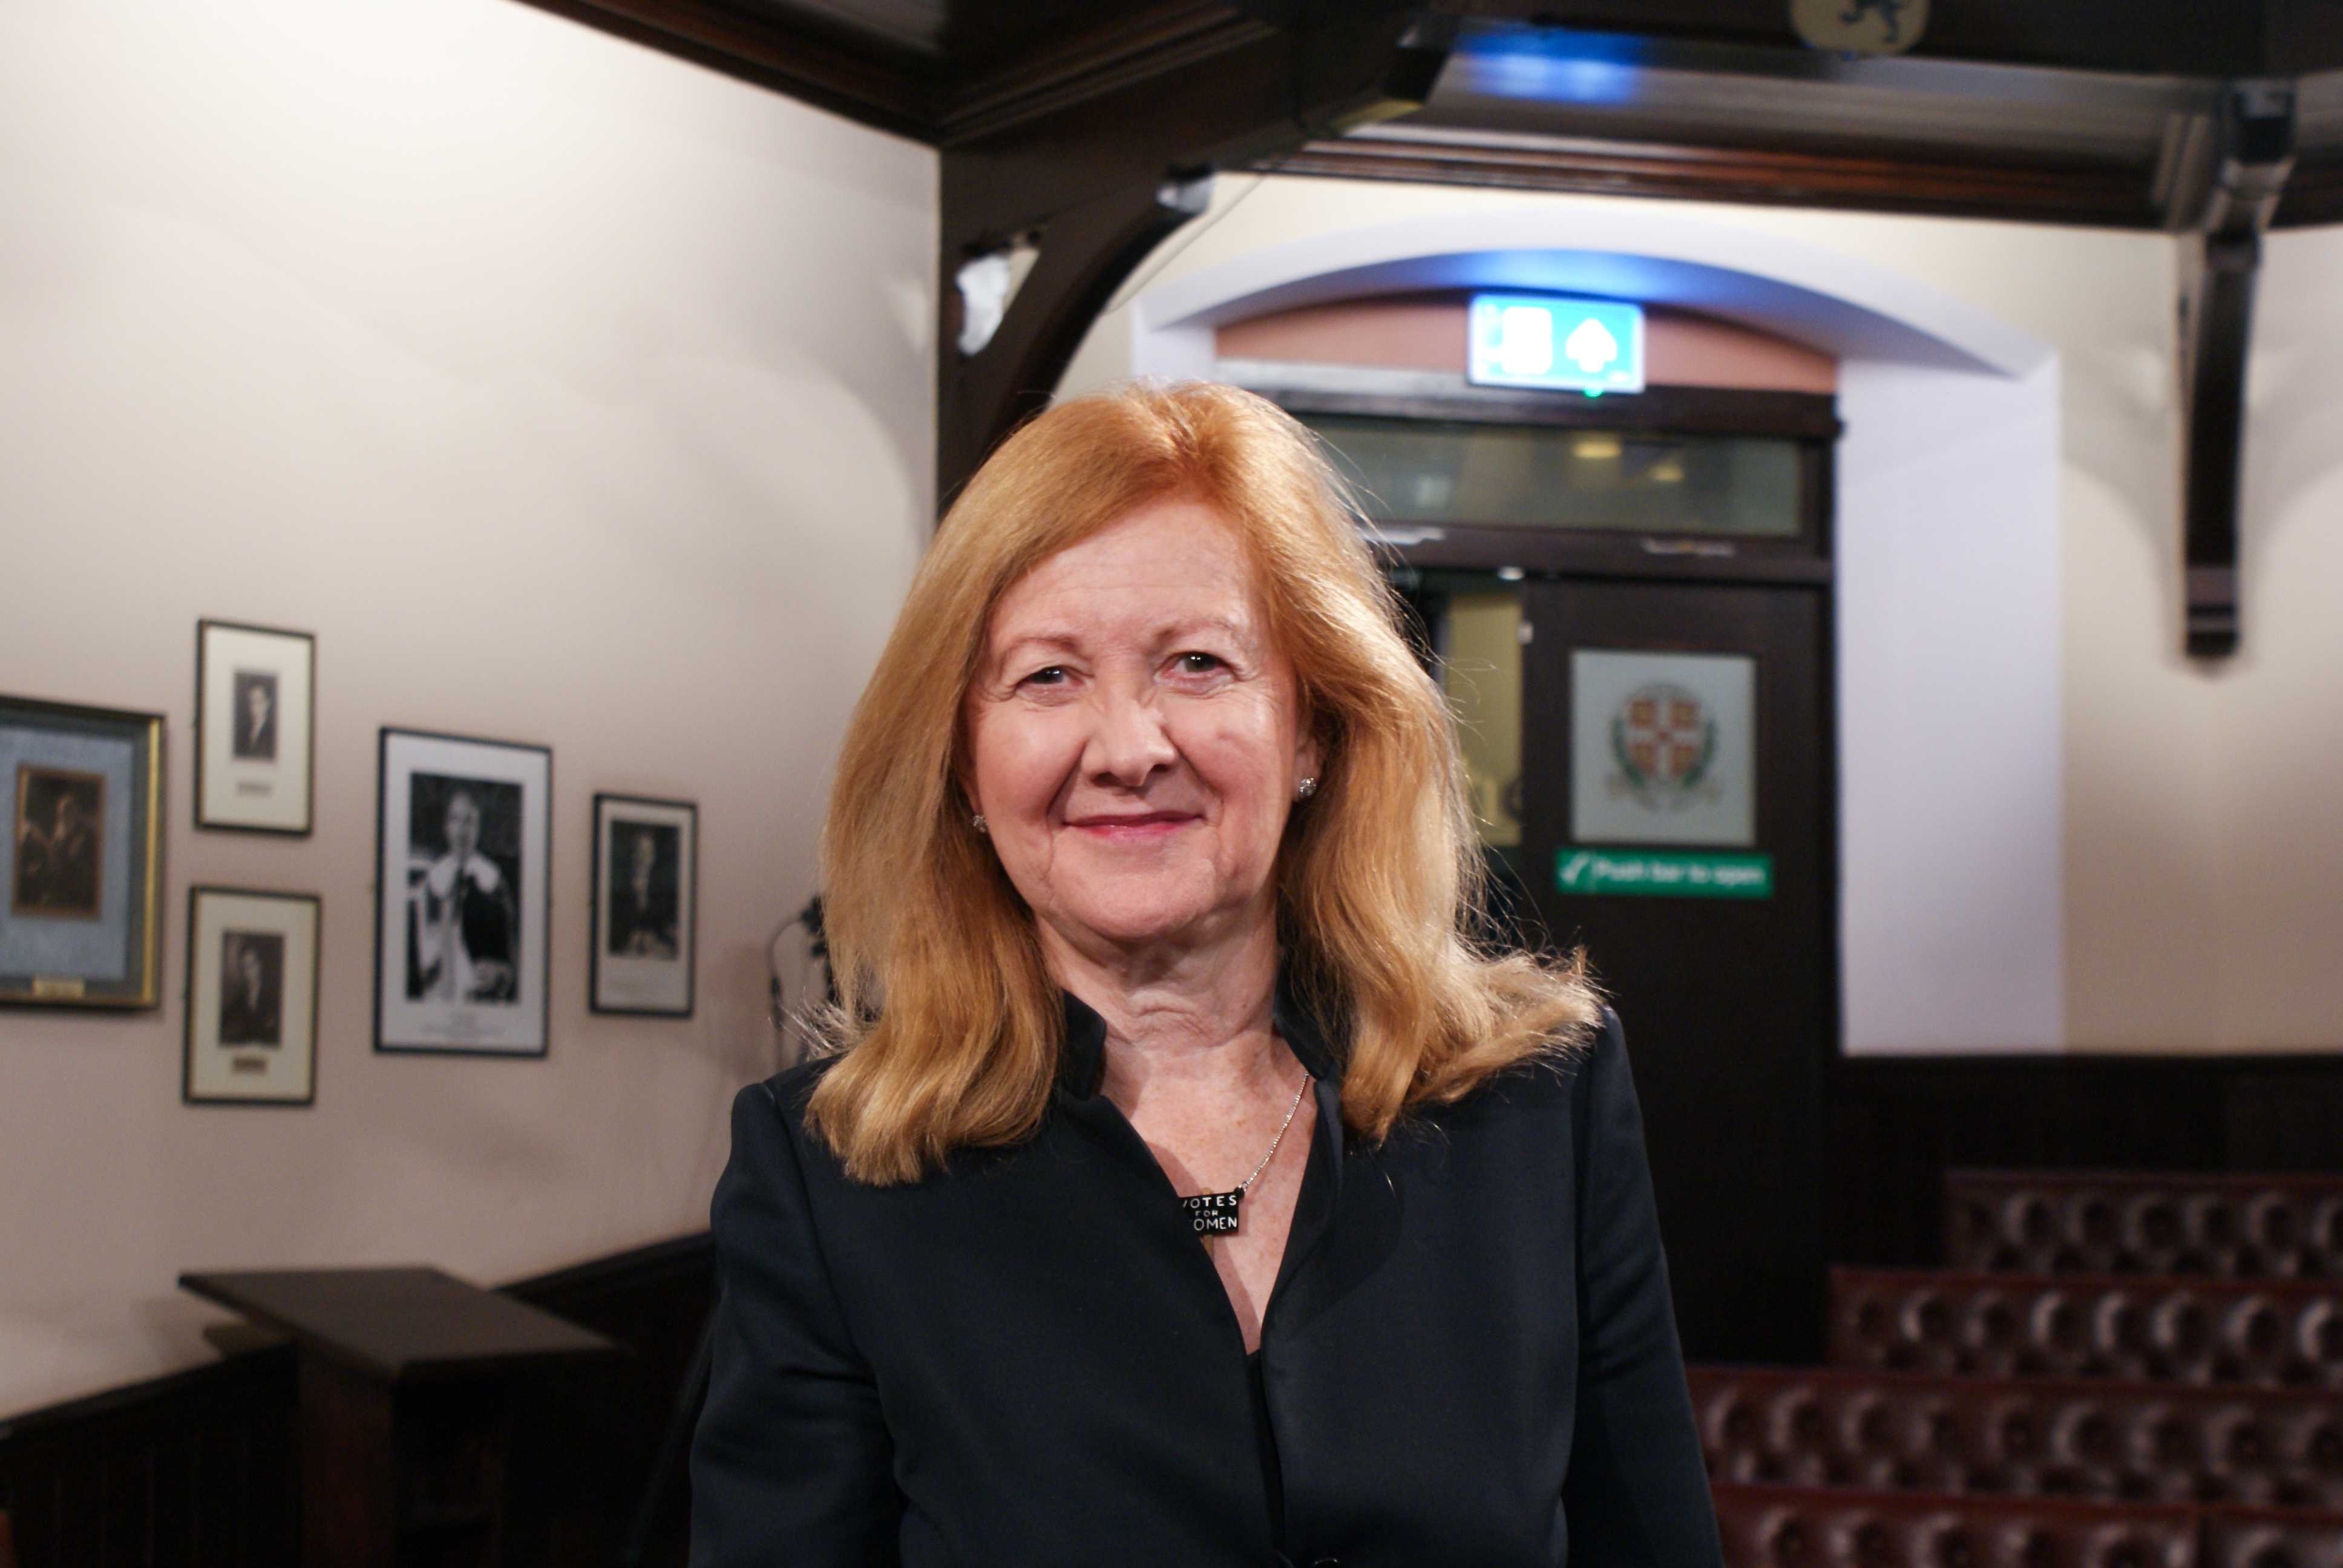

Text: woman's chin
xmin=1050 ymin=892 xmax=1233 ymax=952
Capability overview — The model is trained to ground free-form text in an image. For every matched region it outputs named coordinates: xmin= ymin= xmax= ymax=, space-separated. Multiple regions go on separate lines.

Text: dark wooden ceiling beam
xmin=942 ymin=7 xmax=1432 ymax=243
xmin=937 ymin=2 xmax=1277 ymax=146
xmin=513 ymin=0 xmax=932 ymax=137
xmin=1441 ymin=1 xmax=2284 ymax=79
xmin=1258 ymin=132 xmax=2164 ymax=227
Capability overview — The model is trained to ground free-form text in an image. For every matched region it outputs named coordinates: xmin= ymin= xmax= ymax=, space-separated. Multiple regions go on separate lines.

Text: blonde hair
xmin=808 ymin=381 xmax=1601 ymax=1183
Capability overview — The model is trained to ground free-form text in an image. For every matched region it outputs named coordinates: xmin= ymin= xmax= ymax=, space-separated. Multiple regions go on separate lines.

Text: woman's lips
xmin=1066 ymin=812 xmax=1197 ymax=840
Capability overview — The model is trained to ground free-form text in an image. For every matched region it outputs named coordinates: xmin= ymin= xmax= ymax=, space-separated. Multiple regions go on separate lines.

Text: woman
xmin=692 ymin=382 xmax=1720 ymax=1567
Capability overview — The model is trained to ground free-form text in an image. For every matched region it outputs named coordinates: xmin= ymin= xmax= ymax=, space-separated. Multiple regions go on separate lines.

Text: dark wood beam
xmin=1446 ymin=1 xmax=2279 ymax=78
xmin=511 ymin=0 xmax=932 ymax=139
xmin=2175 ymin=82 xmax=2296 ymax=659
xmin=942 ymin=7 xmax=1434 ymax=244
xmin=508 ymin=0 xmax=1287 ymax=149
xmin=1257 ymin=132 xmax=2164 ymax=229
xmin=937 ymin=2 xmax=1274 ymax=147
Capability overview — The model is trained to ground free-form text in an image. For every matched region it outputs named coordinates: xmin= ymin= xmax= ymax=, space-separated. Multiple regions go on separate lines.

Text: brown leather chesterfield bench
xmin=1711 ymin=1487 xmax=2343 ymax=1568
xmin=1710 ymin=1483 xmax=2200 ymax=1568
xmin=1827 ymin=1269 xmax=2343 ymax=1388
xmin=1946 ymin=1172 xmax=2343 ymax=1281
xmin=2199 ymin=1506 xmax=2343 ymax=1568
xmin=1689 ymin=1364 xmax=2343 ymax=1508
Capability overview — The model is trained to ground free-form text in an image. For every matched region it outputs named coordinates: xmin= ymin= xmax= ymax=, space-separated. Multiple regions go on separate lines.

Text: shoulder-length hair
xmin=808 ymin=381 xmax=1601 ymax=1184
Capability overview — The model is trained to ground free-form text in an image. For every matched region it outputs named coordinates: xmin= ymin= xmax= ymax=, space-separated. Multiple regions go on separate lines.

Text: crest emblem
xmin=1791 ymin=0 xmax=1927 ymax=55
xmin=1608 ymin=683 xmax=1719 ymax=811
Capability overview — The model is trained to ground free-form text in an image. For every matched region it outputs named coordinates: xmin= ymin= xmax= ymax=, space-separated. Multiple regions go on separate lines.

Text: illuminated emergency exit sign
xmin=1467 ymin=294 xmax=1646 ymax=396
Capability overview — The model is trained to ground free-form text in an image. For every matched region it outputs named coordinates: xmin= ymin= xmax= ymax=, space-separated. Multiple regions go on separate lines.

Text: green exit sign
xmin=1555 ymin=849 xmax=1774 ymax=900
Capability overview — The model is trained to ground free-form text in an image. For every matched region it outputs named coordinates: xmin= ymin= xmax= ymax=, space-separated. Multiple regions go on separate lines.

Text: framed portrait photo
xmin=590 ymin=794 xmax=697 ymax=1018
xmin=196 ymin=620 xmax=315 ymax=834
xmin=373 ymin=728 xmax=550 ymax=1057
xmin=185 ymin=887 xmax=319 ymax=1106
xmin=1 ymin=695 xmax=164 ymax=1008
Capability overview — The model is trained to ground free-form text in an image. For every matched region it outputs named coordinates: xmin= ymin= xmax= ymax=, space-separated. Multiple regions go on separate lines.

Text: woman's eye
xmin=1021 ymin=666 xmax=1067 ymax=688
xmin=1175 ymin=652 xmax=1223 ymax=675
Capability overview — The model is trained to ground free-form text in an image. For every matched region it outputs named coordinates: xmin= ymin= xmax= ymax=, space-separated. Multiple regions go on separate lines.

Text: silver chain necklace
xmin=1179 ymin=1068 xmax=1311 ymax=1240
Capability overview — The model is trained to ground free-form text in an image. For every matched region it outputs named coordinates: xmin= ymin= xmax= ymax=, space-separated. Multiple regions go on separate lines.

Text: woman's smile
xmin=1066 ymin=809 xmax=1199 ymax=841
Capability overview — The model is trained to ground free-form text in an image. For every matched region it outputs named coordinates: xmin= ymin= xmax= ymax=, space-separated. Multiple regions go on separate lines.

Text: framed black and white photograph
xmin=1 ymin=695 xmax=163 ymax=1007
xmin=185 ymin=887 xmax=319 ymax=1106
xmin=374 ymin=728 xmax=550 ymax=1056
xmin=196 ymin=620 xmax=315 ymax=835
xmin=591 ymin=793 xmax=696 ymax=1017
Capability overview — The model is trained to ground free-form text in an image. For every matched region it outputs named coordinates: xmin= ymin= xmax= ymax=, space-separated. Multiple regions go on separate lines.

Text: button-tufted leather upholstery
xmin=2199 ymin=1507 xmax=2343 ymax=1568
xmin=1827 ymin=1269 xmax=2343 ymax=1389
xmin=1711 ymin=1487 xmax=2343 ymax=1568
xmin=1945 ymin=1174 xmax=2343 ymax=1281
xmin=1710 ymin=1483 xmax=2201 ymax=1568
xmin=1689 ymin=1365 xmax=2343 ymax=1508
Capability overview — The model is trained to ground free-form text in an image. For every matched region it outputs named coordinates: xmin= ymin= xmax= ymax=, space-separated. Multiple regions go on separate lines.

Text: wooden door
xmin=1518 ymin=578 xmax=1833 ymax=1364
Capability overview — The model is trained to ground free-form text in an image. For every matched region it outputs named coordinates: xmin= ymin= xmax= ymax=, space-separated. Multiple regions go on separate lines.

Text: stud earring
xmin=971 ymin=812 xmax=988 ymax=834
xmin=1294 ymin=777 xmax=1317 ymax=801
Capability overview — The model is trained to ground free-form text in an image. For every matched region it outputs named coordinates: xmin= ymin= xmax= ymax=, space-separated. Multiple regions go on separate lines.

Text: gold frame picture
xmin=1 ymin=694 xmax=165 ymax=1007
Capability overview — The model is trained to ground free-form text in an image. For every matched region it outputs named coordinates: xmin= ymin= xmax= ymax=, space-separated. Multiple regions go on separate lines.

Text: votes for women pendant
xmin=1182 ymin=1189 xmax=1243 ymax=1236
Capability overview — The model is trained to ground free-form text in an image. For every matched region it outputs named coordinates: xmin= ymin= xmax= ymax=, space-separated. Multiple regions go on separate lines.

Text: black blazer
xmin=690 ymin=982 xmax=1723 ymax=1568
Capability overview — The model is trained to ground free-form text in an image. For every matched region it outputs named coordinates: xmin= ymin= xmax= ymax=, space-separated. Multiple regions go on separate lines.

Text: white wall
xmin=1061 ymin=175 xmax=2343 ymax=1055
xmin=0 ymin=0 xmax=936 ymax=1416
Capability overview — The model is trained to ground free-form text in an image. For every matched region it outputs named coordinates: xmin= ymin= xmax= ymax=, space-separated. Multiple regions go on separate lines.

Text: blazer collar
xmin=1057 ymin=965 xmax=1343 ymax=1100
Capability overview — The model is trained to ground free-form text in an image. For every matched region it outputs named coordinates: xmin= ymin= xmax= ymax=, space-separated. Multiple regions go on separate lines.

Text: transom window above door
xmin=1298 ymin=413 xmax=1803 ymax=540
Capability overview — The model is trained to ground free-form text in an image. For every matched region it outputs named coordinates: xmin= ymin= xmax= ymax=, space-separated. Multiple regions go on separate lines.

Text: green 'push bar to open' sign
xmin=1555 ymin=849 xmax=1774 ymax=900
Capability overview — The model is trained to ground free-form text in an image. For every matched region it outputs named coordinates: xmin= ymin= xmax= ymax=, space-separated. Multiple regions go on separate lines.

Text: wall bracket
xmin=2175 ymin=81 xmax=2296 ymax=659
xmin=932 ymin=5 xmax=1445 ymax=507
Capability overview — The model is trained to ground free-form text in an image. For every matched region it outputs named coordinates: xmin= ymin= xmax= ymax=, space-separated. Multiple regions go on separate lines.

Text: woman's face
xmin=963 ymin=497 xmax=1319 ymax=958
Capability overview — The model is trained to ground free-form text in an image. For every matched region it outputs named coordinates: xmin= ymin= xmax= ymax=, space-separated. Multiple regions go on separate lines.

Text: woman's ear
xmin=1295 ymin=720 xmax=1325 ymax=793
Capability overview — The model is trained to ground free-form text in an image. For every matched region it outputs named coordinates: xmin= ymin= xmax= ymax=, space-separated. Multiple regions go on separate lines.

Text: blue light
xmin=1468 ymin=295 xmax=1645 ymax=395
xmin=1452 ymin=25 xmax=1657 ymax=108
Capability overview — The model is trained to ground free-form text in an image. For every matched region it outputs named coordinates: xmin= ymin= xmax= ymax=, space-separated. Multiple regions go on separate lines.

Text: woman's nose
xmin=1083 ymin=685 xmax=1178 ymax=787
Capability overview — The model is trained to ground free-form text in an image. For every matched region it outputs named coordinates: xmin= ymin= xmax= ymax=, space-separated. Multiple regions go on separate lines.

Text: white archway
xmin=1128 ymin=207 xmax=2064 ymax=1054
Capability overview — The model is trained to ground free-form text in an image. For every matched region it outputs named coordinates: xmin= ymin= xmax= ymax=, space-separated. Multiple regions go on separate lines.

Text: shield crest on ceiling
xmin=1791 ymin=0 xmax=1929 ymax=56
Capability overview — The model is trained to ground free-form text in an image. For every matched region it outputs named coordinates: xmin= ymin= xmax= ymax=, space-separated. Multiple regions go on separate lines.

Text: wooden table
xmin=181 ymin=1267 xmax=618 ymax=1568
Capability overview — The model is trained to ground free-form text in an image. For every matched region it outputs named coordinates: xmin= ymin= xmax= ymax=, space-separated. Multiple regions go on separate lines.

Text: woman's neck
xmin=1042 ymin=914 xmax=1289 ymax=1111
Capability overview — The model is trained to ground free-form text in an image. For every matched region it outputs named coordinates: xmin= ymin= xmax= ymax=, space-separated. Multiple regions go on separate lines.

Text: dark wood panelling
xmin=502 ymin=1234 xmax=716 ymax=1568
xmin=0 ymin=1347 xmax=299 ymax=1568
xmin=1827 ymin=1055 xmax=2343 ymax=1272
xmin=0 ymin=1233 xmax=715 ymax=1568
